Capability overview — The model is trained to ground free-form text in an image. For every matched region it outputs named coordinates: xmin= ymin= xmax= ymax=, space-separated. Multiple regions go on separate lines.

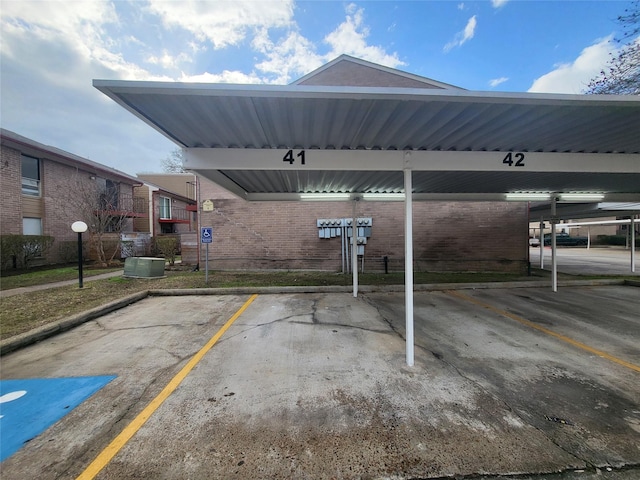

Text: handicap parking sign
xmin=201 ymin=227 xmax=213 ymax=244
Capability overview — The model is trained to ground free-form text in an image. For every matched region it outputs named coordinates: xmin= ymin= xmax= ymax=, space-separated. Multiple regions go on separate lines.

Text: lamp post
xmin=71 ymin=221 xmax=88 ymax=288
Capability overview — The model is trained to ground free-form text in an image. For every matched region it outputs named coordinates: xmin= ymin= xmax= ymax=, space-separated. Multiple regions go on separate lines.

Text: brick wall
xmin=0 ymin=146 xmax=22 ymax=235
xmin=196 ymin=180 xmax=528 ymax=273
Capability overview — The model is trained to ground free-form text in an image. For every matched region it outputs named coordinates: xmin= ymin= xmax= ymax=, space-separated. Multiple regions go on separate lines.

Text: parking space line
xmin=76 ymin=294 xmax=259 ymax=480
xmin=446 ymin=290 xmax=640 ymax=373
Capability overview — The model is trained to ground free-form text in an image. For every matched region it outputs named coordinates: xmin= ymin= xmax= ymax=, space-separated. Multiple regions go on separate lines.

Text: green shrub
xmin=154 ymin=236 xmax=179 ymax=265
xmin=596 ymin=234 xmax=640 ymax=247
xmin=0 ymin=234 xmax=54 ymax=270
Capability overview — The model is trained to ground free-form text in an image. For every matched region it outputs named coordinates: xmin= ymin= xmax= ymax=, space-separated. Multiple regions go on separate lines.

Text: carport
xmin=94 ymin=63 xmax=640 ymax=366
xmin=529 ymin=202 xmax=639 ymax=274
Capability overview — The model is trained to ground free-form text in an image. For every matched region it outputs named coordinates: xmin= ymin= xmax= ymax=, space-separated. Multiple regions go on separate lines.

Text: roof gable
xmin=292 ymin=55 xmax=463 ymax=90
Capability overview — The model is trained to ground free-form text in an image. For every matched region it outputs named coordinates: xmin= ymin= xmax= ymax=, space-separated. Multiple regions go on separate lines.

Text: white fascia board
xmin=185 ymin=148 xmax=640 ymax=174
xmin=94 ymin=79 xmax=640 ymax=107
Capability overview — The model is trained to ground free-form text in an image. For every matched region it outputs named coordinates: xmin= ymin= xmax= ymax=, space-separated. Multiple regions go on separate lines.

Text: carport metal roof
xmin=94 ymin=74 xmax=640 ymax=367
xmin=94 ymin=80 xmax=640 ymax=202
xmin=530 ymin=202 xmax=640 ymax=221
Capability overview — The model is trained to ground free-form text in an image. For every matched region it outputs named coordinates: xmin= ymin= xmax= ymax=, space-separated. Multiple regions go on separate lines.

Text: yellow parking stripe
xmin=76 ymin=294 xmax=259 ymax=480
xmin=446 ymin=290 xmax=640 ymax=373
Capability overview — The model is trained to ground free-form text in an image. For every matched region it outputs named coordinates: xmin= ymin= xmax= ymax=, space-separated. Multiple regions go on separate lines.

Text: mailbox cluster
xmin=317 ymin=218 xmax=373 ymax=272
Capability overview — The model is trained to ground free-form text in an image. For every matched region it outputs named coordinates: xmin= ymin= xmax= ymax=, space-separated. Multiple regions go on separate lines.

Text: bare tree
xmin=588 ymin=1 xmax=640 ymax=95
xmin=62 ymin=175 xmax=134 ymax=266
xmin=161 ymin=148 xmax=186 ymax=173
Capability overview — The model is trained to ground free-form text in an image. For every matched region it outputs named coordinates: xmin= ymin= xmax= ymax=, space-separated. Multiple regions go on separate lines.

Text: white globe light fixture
xmin=71 ymin=221 xmax=88 ymax=233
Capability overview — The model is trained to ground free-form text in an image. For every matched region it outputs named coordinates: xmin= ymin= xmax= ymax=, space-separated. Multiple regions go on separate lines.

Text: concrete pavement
xmin=529 ymin=246 xmax=639 ymax=276
xmin=1 ymin=286 xmax=638 ymax=479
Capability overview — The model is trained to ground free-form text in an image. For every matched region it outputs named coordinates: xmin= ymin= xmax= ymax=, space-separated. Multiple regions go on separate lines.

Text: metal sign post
xmin=201 ymin=227 xmax=213 ymax=284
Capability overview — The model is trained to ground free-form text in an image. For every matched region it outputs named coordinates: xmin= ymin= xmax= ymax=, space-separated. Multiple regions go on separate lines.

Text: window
xmin=159 ymin=196 xmax=171 ymax=219
xmin=21 ymin=155 xmax=40 ymax=196
xmin=98 ymin=178 xmax=120 ymax=210
xmin=23 ymin=217 xmax=42 ymax=235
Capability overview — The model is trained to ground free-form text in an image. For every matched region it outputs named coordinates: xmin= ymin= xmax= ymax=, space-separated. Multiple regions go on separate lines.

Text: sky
xmin=0 ymin=0 xmax=633 ymax=176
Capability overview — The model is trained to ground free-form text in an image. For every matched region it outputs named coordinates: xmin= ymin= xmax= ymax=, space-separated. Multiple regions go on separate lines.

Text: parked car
xmin=543 ymin=232 xmax=588 ymax=246
xmin=529 ymin=237 xmax=541 ymax=247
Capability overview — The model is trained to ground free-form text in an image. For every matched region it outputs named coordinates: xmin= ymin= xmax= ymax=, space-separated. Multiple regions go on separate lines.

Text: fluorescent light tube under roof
xmin=505 ymin=193 xmax=551 ymax=201
xmin=362 ymin=193 xmax=405 ymax=201
xmin=559 ymin=193 xmax=605 ymax=201
xmin=299 ymin=193 xmax=351 ymax=200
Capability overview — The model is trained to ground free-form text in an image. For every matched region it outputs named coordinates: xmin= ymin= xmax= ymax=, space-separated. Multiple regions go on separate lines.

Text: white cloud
xmin=146 ymin=0 xmax=295 ymax=50
xmin=491 ymin=0 xmax=509 ymax=8
xmin=443 ymin=15 xmax=477 ymax=53
xmin=253 ymin=29 xmax=324 ymax=84
xmin=249 ymin=3 xmax=404 ymax=84
xmin=457 ymin=3 xmax=465 ymax=11
xmin=528 ymin=36 xmax=616 ymax=94
xmin=323 ymin=5 xmax=404 ymax=69
xmin=0 ymin=0 xmax=158 ymax=85
xmin=180 ymin=70 xmax=263 ymax=84
xmin=147 ymin=50 xmax=193 ymax=70
xmin=489 ymin=77 xmax=509 ymax=88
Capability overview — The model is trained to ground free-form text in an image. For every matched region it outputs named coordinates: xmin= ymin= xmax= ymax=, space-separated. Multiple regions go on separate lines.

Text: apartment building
xmin=1 ymin=129 xmax=146 ymax=266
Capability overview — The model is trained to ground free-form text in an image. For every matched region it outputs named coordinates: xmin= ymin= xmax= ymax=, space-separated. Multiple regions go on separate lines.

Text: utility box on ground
xmin=123 ymin=257 xmax=166 ymax=278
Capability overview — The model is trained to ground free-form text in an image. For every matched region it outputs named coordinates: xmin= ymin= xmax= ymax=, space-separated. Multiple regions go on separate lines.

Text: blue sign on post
xmin=201 ymin=227 xmax=213 ymax=244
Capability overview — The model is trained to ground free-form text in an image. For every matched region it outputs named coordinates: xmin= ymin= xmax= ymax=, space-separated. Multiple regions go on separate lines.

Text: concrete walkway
xmin=0 ymin=270 xmax=124 ymax=298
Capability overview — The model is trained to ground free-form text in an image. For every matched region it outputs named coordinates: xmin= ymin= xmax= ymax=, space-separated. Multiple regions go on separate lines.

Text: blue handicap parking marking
xmin=0 ymin=375 xmax=116 ymax=462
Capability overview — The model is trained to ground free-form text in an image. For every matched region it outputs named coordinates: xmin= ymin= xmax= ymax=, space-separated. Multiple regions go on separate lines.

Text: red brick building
xmin=1 ymin=129 xmax=147 ymax=266
xmin=194 ymin=181 xmax=527 ymax=273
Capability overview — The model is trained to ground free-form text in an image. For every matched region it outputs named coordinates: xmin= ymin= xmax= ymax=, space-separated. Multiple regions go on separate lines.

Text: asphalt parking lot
xmin=1 ymin=285 xmax=639 ymax=479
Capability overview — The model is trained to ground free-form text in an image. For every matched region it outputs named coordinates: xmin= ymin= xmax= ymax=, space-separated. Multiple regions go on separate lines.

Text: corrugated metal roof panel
xmin=100 ymin=84 xmax=640 ymax=154
xmin=94 ymin=80 xmax=640 ymax=199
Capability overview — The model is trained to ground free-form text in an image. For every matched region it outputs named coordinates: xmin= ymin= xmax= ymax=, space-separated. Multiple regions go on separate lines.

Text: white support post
xmin=551 ymin=197 xmax=558 ymax=292
xmin=404 ymin=166 xmax=414 ymax=367
xmin=631 ymin=216 xmax=636 ymax=273
xmin=352 ymin=199 xmax=358 ymax=298
xmin=539 ymin=218 xmax=544 ymax=269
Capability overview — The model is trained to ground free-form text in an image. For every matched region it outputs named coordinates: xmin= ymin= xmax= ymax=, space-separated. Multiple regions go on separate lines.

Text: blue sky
xmin=0 ymin=0 xmax=632 ymax=176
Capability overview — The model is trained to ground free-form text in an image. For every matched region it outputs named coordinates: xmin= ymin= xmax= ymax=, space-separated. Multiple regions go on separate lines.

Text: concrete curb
xmin=148 ymin=278 xmax=627 ymax=296
xmin=1 ymin=278 xmax=631 ymax=356
xmin=0 ymin=291 xmax=148 ymax=356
